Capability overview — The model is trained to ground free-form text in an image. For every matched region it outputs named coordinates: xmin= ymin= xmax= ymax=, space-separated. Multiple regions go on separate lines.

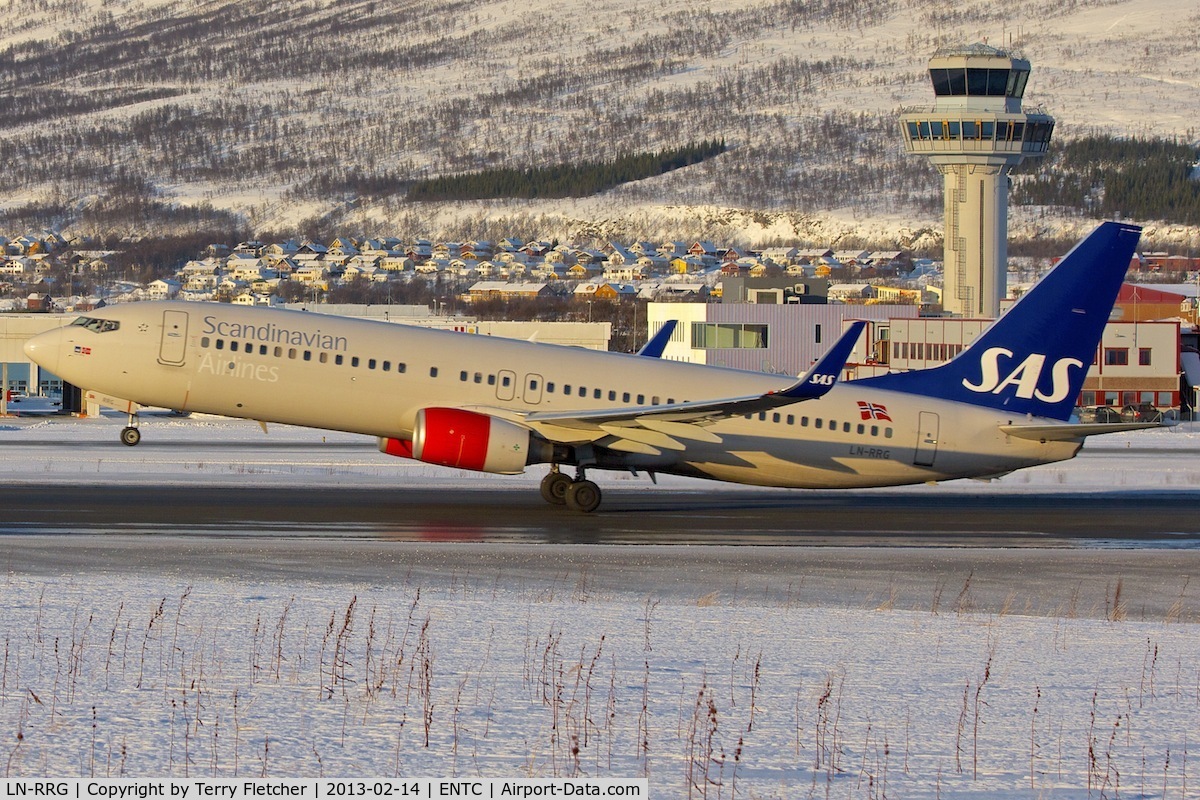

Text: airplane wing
xmin=1000 ymin=421 xmax=1165 ymax=442
xmin=504 ymin=321 xmax=866 ymax=452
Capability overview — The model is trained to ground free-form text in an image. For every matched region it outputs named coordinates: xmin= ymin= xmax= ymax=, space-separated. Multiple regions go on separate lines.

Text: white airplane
xmin=24 ymin=221 xmax=1155 ymax=512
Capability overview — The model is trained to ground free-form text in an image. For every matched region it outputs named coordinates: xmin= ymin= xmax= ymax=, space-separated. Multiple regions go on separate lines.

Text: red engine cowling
xmin=408 ymin=407 xmax=531 ymax=474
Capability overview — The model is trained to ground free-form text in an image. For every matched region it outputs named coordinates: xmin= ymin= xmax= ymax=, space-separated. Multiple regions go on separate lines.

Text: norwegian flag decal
xmin=857 ymin=401 xmax=891 ymax=421
xmin=74 ymin=346 xmax=91 ymax=355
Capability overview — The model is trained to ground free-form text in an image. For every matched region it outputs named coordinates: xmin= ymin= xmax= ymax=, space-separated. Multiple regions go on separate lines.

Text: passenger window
xmin=871 ymin=425 xmax=879 ymax=436
xmin=594 ymin=389 xmax=602 ymax=399
xmin=350 ymin=356 xmax=359 ymax=367
xmin=773 ymin=413 xmax=781 ymax=423
xmin=231 ymin=341 xmax=240 ymax=352
xmin=320 ymin=352 xmax=329 ymax=364
xmin=289 ymin=348 xmax=298 ymax=359
xmin=460 ymin=371 xmax=468 ymax=381
xmin=382 ymin=360 xmax=390 ymax=371
xmin=622 ymin=392 xmax=631 ymax=403
xmin=303 ymin=351 xmax=312 ymax=361
xmin=334 ymin=354 xmax=343 ymax=365
xmin=430 ymin=367 xmax=439 ymax=378
xmin=201 ymin=337 xmax=210 ymax=347
xmin=397 ymin=363 xmax=407 ymax=373
xmin=259 ymin=345 xmax=268 ymax=355
xmin=787 ymin=415 xmax=794 ymax=425
xmin=501 ymin=375 xmax=511 ymax=387
xmin=608 ymin=391 xmax=616 ymax=401
xmin=815 ymin=419 xmax=823 ymax=429
xmin=368 ymin=359 xmax=376 ymax=369
xmin=488 ymin=374 xmax=496 ymax=385
xmin=474 ymin=373 xmax=483 ymax=384
xmin=547 ymin=382 xmax=555 ymax=393
xmin=637 ymin=394 xmax=645 ymax=404
xmin=216 ymin=340 xmax=225 ymax=350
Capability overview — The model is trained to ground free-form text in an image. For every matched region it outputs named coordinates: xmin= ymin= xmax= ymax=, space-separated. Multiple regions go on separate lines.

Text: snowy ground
xmin=0 ymin=412 xmax=1198 ymax=797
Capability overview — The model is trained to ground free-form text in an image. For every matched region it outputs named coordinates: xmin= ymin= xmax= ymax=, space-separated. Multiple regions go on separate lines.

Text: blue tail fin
xmin=858 ymin=221 xmax=1141 ymax=420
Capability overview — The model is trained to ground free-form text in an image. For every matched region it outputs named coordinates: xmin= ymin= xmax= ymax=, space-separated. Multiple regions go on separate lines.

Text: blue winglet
xmin=638 ymin=320 xmax=678 ymax=358
xmin=777 ymin=320 xmax=866 ymax=400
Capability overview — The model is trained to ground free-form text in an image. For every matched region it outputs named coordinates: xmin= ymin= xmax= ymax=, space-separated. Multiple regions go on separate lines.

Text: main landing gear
xmin=540 ymin=466 xmax=602 ymax=513
xmin=120 ymin=412 xmax=141 ymax=446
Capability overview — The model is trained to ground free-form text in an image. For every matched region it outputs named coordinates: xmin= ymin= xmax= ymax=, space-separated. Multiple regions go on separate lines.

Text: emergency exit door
xmin=913 ymin=411 xmax=939 ymax=468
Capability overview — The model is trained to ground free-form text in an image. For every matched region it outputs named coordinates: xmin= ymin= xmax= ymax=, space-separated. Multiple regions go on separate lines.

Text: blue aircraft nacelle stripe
xmin=857 ymin=222 xmax=1142 ymax=421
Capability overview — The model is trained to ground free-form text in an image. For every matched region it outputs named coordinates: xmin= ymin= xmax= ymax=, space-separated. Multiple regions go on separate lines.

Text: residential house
xmin=466 ymin=281 xmax=553 ymax=302
xmin=233 ymin=241 xmax=266 ymax=256
xmin=147 ymin=279 xmax=182 ymax=300
xmin=828 ymin=283 xmax=875 ymax=302
xmin=603 ymin=262 xmax=646 ymax=282
xmin=637 ymin=255 xmax=669 ymax=274
xmin=761 ymin=247 xmax=800 ymax=265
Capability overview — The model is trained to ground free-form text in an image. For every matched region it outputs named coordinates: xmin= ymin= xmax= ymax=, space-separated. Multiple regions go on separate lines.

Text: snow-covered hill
xmin=0 ymin=0 xmax=1197 ymax=247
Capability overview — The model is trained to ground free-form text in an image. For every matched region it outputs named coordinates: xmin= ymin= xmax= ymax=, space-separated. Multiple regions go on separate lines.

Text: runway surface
xmin=3 ymin=415 xmax=1200 ymax=619
xmin=4 ymin=482 xmax=1200 ymax=543
xmin=1 ymin=483 xmax=1198 ymax=621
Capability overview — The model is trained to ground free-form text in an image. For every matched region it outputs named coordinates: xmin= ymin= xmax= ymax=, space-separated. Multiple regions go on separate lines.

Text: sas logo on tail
xmin=961 ymin=347 xmax=1082 ymax=403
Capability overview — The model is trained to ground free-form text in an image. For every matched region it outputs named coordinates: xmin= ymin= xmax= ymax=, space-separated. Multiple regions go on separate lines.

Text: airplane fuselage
xmin=28 ymin=301 xmax=1081 ymax=490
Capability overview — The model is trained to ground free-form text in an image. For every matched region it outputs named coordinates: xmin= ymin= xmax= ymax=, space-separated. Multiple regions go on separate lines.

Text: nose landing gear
xmin=120 ymin=412 xmax=141 ymax=446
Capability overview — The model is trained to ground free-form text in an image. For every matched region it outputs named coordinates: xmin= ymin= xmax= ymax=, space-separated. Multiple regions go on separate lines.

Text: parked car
xmin=1077 ymin=405 xmax=1123 ymax=423
xmin=1120 ymin=403 xmax=1164 ymax=423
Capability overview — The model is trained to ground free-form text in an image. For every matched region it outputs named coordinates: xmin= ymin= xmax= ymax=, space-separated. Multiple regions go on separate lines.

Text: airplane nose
xmin=23 ymin=327 xmax=63 ymax=376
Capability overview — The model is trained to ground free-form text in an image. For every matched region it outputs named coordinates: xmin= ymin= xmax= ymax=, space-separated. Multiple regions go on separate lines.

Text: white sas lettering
xmin=961 ymin=347 xmax=1011 ymax=393
xmin=961 ymin=347 xmax=1079 ymax=403
xmin=1036 ymin=357 xmax=1083 ymax=403
xmin=989 ymin=353 xmax=1046 ymax=399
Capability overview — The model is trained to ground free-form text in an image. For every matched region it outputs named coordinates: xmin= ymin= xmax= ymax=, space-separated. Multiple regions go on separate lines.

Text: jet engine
xmin=405 ymin=407 xmax=532 ymax=474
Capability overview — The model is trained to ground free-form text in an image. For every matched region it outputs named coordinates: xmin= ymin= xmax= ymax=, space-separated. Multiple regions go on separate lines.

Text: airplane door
xmin=914 ymin=411 xmax=939 ymax=467
xmin=523 ymin=373 xmax=544 ymax=405
xmin=496 ymin=370 xmax=516 ymax=402
xmin=158 ymin=310 xmax=189 ymax=366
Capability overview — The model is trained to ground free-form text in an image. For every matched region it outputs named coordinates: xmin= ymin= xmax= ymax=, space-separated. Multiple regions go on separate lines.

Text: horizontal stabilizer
xmin=1000 ymin=421 xmax=1163 ymax=442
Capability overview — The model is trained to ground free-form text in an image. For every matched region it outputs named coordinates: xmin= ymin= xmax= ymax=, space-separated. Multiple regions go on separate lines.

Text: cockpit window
xmin=70 ymin=316 xmax=121 ymax=333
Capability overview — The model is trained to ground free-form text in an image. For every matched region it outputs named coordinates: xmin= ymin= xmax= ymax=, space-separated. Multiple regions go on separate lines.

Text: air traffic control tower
xmin=900 ymin=44 xmax=1055 ymax=317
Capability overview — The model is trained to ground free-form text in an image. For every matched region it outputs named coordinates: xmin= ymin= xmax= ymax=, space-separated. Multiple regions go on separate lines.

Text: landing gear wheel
xmin=565 ymin=480 xmax=602 ymax=513
xmin=120 ymin=426 xmax=141 ymax=447
xmin=540 ymin=471 xmax=571 ymax=505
